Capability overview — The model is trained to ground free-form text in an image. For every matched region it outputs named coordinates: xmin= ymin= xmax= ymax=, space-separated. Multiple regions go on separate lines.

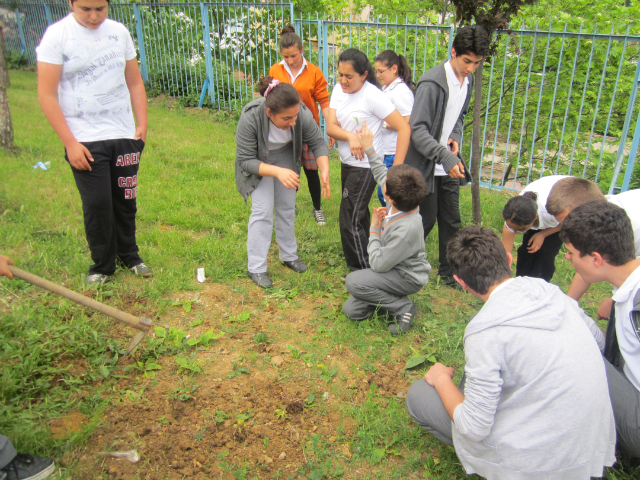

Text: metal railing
xmin=1 ymin=2 xmax=638 ymax=193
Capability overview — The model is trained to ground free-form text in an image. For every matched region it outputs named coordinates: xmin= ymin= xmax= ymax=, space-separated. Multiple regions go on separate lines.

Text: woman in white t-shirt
xmin=325 ymin=49 xmax=410 ymax=272
xmin=374 ymin=50 xmax=415 ymax=206
xmin=501 ymin=175 xmax=569 ymax=282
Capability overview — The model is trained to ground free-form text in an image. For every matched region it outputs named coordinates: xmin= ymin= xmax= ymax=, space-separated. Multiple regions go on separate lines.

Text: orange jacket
xmin=268 ymin=60 xmax=330 ymax=125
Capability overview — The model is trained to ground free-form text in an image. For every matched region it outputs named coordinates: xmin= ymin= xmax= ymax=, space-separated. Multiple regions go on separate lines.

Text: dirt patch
xmin=50 ymin=412 xmax=89 ymax=439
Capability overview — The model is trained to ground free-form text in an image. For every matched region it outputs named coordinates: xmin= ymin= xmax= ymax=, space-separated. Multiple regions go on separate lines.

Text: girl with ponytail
xmin=325 ymin=48 xmax=411 ymax=272
xmin=373 ymin=50 xmax=415 ymax=206
xmin=235 ymin=76 xmax=330 ymax=288
xmin=501 ymin=175 xmax=571 ymax=282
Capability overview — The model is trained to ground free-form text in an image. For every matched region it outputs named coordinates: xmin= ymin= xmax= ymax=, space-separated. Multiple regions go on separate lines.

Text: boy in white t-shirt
xmin=36 ymin=0 xmax=151 ymax=286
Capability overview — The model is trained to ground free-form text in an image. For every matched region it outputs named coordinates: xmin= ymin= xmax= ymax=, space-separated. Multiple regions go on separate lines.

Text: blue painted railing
xmin=1 ymin=2 xmax=638 ymax=193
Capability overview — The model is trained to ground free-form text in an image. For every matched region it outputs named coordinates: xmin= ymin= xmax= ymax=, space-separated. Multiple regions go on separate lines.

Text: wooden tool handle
xmin=9 ymin=266 xmax=151 ymax=332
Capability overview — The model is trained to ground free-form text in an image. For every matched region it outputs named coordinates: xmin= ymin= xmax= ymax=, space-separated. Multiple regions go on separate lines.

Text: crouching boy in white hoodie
xmin=406 ymin=225 xmax=616 ymax=480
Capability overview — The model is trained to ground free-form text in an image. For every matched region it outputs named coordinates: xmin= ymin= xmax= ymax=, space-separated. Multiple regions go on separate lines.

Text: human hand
xmin=320 ymin=169 xmax=331 ymax=200
xmin=356 ymin=120 xmax=374 ymax=151
xmin=597 ymin=297 xmax=614 ymax=320
xmin=447 ymin=161 xmax=465 ymax=179
xmin=447 ymin=138 xmax=459 ymax=155
xmin=134 ymin=126 xmax=147 ymax=143
xmin=0 ymin=254 xmax=14 ymax=279
xmin=276 ymin=168 xmax=301 ymax=189
xmin=424 ymin=363 xmax=455 ymax=388
xmin=66 ymin=141 xmax=94 ymax=171
xmin=348 ymin=133 xmax=365 ymax=161
xmin=327 ymin=135 xmax=335 ymax=148
xmin=371 ymin=207 xmax=385 ymax=228
xmin=527 ymin=231 xmax=546 ymax=253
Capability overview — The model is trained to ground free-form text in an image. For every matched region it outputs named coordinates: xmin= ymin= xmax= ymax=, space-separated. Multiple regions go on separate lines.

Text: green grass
xmin=1 ymin=70 xmax=636 ymax=479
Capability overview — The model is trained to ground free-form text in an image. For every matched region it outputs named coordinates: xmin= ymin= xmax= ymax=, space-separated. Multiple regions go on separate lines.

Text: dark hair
xmin=279 ymin=24 xmax=303 ymax=51
xmin=338 ymin=49 xmax=380 ymax=89
xmin=546 ymin=177 xmax=606 ymax=216
xmin=374 ymin=50 xmax=415 ymax=93
xmin=559 ymin=201 xmax=635 ymax=266
xmin=452 ymin=25 xmax=491 ymax=58
xmin=385 ymin=165 xmax=427 ymax=211
xmin=502 ymin=191 xmax=538 ymax=227
xmin=446 ymin=226 xmax=512 ymax=295
xmin=257 ymin=76 xmax=300 ymax=114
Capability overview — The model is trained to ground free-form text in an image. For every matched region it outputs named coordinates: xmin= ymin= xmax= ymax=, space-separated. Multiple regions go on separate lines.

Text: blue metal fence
xmin=1 ymin=2 xmax=638 ymax=193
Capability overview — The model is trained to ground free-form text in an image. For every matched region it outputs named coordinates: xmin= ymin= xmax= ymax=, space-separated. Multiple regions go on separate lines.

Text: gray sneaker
xmin=248 ymin=271 xmax=272 ymax=288
xmin=0 ymin=453 xmax=55 ymax=480
xmin=282 ymin=259 xmax=307 ymax=273
xmin=130 ymin=263 xmax=153 ymax=277
xmin=86 ymin=273 xmax=109 ymax=286
xmin=388 ymin=305 xmax=416 ymax=336
xmin=313 ymin=209 xmax=327 ymax=225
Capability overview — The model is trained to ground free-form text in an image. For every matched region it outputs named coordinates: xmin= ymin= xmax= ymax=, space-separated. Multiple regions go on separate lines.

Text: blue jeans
xmin=377 ymin=154 xmax=395 ymax=206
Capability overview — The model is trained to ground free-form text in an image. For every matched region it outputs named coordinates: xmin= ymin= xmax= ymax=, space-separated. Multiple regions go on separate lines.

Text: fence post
xmin=609 ymin=53 xmax=640 ymax=194
xmin=621 ymin=109 xmax=640 ymax=192
xmin=132 ymin=4 xmax=149 ymax=83
xmin=44 ymin=4 xmax=53 ymax=26
xmin=14 ymin=9 xmax=26 ymax=54
xmin=200 ymin=3 xmax=214 ymax=105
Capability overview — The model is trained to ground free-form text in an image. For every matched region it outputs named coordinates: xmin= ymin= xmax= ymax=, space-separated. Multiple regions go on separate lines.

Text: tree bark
xmin=0 ymin=25 xmax=13 ymax=150
xmin=471 ymin=61 xmax=483 ymax=224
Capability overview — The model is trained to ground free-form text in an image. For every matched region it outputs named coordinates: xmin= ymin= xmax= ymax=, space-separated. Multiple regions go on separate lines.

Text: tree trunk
xmin=0 ymin=24 xmax=9 ymax=88
xmin=0 ymin=25 xmax=13 ymax=150
xmin=470 ymin=61 xmax=483 ymax=224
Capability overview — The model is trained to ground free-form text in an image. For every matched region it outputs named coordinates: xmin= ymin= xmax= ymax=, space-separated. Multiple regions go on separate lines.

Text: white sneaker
xmin=313 ymin=209 xmax=326 ymax=225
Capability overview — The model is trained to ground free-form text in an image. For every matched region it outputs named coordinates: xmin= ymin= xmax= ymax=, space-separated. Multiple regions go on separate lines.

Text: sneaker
xmin=282 ymin=259 xmax=307 ymax=273
xmin=438 ymin=275 xmax=462 ymax=290
xmin=313 ymin=209 xmax=326 ymax=225
xmin=85 ymin=273 xmax=109 ymax=286
xmin=0 ymin=454 xmax=55 ymax=480
xmin=247 ymin=271 xmax=272 ymax=288
xmin=388 ymin=306 xmax=416 ymax=336
xmin=130 ymin=263 xmax=153 ymax=278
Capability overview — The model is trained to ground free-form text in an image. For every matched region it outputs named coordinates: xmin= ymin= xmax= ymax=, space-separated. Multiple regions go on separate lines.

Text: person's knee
xmin=406 ymin=380 xmax=439 ymax=425
xmin=345 ymin=270 xmax=371 ymax=296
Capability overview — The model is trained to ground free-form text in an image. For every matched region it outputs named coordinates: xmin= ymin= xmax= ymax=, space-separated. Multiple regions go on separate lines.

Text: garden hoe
xmin=8 ymin=266 xmax=152 ymax=356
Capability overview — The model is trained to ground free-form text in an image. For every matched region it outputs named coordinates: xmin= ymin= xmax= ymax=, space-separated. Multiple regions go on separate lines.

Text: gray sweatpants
xmin=0 ymin=434 xmax=17 ymax=469
xmin=247 ymin=143 xmax=298 ymax=274
xmin=343 ymin=268 xmax=422 ymax=319
xmin=605 ymin=359 xmax=640 ymax=458
xmin=405 ymin=377 xmax=466 ymax=447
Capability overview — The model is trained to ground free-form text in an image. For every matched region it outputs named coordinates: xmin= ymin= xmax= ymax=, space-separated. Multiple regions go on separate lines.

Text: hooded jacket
xmin=404 ymin=61 xmax=473 ymax=194
xmin=452 ymin=277 xmax=616 ymax=480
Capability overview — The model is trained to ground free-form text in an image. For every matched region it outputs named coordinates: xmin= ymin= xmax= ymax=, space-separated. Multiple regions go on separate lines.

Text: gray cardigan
xmin=235 ymin=98 xmax=329 ymax=200
xmin=404 ymin=62 xmax=473 ymax=194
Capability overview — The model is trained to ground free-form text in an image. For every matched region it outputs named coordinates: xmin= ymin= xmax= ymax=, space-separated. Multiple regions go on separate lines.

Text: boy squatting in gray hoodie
xmin=406 ymin=275 xmax=616 ymax=479
xmin=342 ymin=149 xmax=431 ymax=334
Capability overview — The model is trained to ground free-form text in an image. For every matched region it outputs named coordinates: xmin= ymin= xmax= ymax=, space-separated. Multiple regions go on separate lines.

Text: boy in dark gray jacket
xmin=343 ymin=123 xmax=431 ymax=335
xmin=404 ymin=25 xmax=490 ymax=286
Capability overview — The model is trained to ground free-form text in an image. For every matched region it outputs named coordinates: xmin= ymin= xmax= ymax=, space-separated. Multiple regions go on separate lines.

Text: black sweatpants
xmin=67 ymin=138 xmax=145 ymax=276
xmin=419 ymin=175 xmax=460 ymax=279
xmin=515 ymin=230 xmax=563 ymax=282
xmin=302 ymin=166 xmax=322 ymax=211
xmin=339 ymin=163 xmax=377 ymax=271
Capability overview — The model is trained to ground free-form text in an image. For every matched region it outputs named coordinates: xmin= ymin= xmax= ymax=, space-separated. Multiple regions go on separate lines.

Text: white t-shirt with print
xmin=380 ymin=78 xmax=413 ymax=155
xmin=36 ymin=14 xmax=137 ymax=142
xmin=435 ymin=60 xmax=469 ymax=176
xmin=330 ymin=81 xmax=395 ymax=168
xmin=520 ymin=175 xmax=571 ymax=230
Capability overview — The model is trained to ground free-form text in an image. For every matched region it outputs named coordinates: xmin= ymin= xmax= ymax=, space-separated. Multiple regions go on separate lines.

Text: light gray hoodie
xmin=452 ymin=276 xmax=616 ymax=480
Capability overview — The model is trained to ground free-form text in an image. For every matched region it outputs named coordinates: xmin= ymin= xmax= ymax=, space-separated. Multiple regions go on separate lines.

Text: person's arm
xmin=257 ymin=163 xmax=300 ymax=189
xmin=567 ymin=272 xmax=592 ymax=301
xmin=325 ymin=107 xmax=364 ymax=160
xmin=320 ymin=107 xmax=335 ymax=147
xmin=527 ymin=224 xmax=561 ymax=253
xmin=384 ymin=115 xmax=410 ymax=131
xmin=502 ymin=223 xmax=517 ymax=266
xmin=300 ymin=106 xmax=331 ymax=198
xmin=356 ymin=121 xmax=387 ymax=187
xmin=575 ymin=304 xmax=605 ymax=352
xmin=0 ymin=254 xmax=14 ymax=279
xmin=124 ymin=58 xmax=148 ymax=142
xmin=383 ymin=110 xmax=410 ymax=165
xmin=424 ymin=363 xmax=464 ymax=420
xmin=37 ymin=62 xmax=94 ymax=171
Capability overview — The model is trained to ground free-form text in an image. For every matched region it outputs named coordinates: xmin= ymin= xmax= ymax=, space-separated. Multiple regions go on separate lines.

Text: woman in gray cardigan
xmin=235 ymin=77 xmax=330 ymax=288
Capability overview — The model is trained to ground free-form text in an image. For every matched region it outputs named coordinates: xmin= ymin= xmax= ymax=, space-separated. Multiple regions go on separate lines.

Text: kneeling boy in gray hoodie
xmin=406 ymin=225 xmax=616 ymax=479
xmin=342 ymin=122 xmax=431 ymax=335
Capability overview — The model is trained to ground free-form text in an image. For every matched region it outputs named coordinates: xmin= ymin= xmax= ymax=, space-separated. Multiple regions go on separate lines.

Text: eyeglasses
xmin=504 ymin=221 xmax=529 ymax=234
xmin=375 ymin=66 xmax=391 ymax=76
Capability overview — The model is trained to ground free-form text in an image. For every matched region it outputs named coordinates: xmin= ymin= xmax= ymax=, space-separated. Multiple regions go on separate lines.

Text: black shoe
xmin=0 ymin=454 xmax=55 ymax=480
xmin=247 ymin=271 xmax=272 ymax=288
xmin=282 ymin=259 xmax=307 ymax=273
xmin=438 ymin=275 xmax=462 ymax=290
xmin=388 ymin=306 xmax=416 ymax=336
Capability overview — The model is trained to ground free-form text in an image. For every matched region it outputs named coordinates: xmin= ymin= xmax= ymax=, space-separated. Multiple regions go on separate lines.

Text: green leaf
xmin=189 ymin=318 xmax=203 ymax=327
xmin=187 ymin=337 xmax=200 ymax=346
xmin=182 ymin=302 xmax=192 ymax=313
xmin=98 ymin=365 xmax=110 ymax=379
xmin=305 ymin=392 xmax=316 ymax=405
xmin=153 ymin=327 xmax=166 ymax=338
xmin=404 ymin=355 xmax=427 ymax=370
xmin=145 ymin=362 xmax=162 ymax=371
xmin=428 ymin=355 xmax=437 ymax=363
